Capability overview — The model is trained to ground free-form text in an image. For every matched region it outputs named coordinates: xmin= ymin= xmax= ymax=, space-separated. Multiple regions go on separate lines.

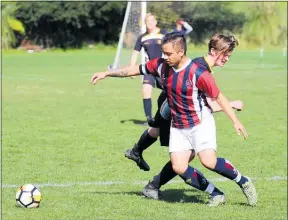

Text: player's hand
xmin=91 ymin=72 xmax=107 ymax=85
xmin=233 ymin=122 xmax=248 ymax=139
xmin=233 ymin=100 xmax=244 ymax=111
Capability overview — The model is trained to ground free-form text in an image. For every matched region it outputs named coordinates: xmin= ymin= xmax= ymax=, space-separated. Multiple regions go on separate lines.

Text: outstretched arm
xmin=206 ymin=98 xmax=244 ymax=113
xmin=91 ymin=65 xmax=141 ymax=85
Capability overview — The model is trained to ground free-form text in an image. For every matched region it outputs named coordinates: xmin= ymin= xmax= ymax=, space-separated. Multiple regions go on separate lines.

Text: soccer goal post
xmin=112 ymin=1 xmax=146 ymax=69
xmin=112 ymin=2 xmax=187 ymax=69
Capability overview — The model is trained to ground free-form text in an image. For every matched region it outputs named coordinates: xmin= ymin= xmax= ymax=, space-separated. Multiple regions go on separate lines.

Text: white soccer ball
xmin=15 ymin=184 xmax=42 ymax=208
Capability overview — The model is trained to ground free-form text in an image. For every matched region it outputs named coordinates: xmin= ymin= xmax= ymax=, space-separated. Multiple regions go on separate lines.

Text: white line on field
xmin=1 ymin=176 xmax=286 ymax=189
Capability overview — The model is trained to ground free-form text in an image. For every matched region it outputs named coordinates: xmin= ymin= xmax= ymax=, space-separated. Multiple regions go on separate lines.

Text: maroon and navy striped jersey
xmin=139 ymin=57 xmax=220 ymax=128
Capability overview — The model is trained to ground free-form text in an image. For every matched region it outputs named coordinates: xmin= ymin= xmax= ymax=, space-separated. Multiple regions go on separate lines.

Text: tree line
xmin=1 ymin=2 xmax=287 ymax=49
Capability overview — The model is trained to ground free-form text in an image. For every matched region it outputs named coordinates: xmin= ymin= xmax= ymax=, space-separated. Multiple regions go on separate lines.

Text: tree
xmin=1 ymin=2 xmax=25 ymax=49
xmin=15 ymin=2 xmax=126 ymax=49
xmin=240 ymin=2 xmax=287 ymax=47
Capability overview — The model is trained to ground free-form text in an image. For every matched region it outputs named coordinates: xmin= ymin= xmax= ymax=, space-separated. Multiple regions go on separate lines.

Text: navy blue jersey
xmin=134 ymin=29 xmax=166 ymax=60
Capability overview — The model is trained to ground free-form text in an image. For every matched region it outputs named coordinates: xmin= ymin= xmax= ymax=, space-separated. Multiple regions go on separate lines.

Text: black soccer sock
xmin=132 ymin=129 xmax=157 ymax=154
xmin=211 ymin=158 xmax=248 ymax=188
xmin=143 ymin=98 xmax=152 ymax=120
xmin=151 ymin=161 xmax=177 ymax=189
xmin=180 ymin=166 xmax=223 ymax=196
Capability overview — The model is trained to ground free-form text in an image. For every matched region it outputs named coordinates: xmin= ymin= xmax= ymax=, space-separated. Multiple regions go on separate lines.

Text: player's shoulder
xmin=192 ymin=57 xmax=210 ymax=72
xmin=138 ymin=32 xmax=147 ymax=40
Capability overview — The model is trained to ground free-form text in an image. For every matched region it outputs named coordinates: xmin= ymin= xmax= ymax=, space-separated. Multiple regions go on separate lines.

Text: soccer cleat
xmin=207 ymin=194 xmax=226 ymax=207
xmin=124 ymin=149 xmax=150 ymax=171
xmin=241 ymin=177 xmax=257 ymax=206
xmin=142 ymin=181 xmax=161 ymax=200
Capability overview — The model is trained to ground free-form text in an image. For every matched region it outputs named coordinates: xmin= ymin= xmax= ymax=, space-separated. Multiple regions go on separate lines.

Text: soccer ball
xmin=15 ymin=184 xmax=41 ymax=208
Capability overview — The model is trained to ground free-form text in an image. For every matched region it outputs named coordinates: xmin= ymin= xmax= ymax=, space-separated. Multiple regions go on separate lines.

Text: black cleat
xmin=124 ymin=149 xmax=150 ymax=171
xmin=142 ymin=181 xmax=161 ymax=200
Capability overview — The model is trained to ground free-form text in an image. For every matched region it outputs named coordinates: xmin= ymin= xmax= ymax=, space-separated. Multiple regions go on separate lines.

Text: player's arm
xmin=197 ymin=72 xmax=248 ymax=139
xmin=129 ymin=50 xmax=140 ymax=66
xmin=181 ymin=21 xmax=193 ymax=35
xmin=206 ymin=98 xmax=244 ymax=113
xmin=91 ymin=65 xmax=141 ymax=85
xmin=213 ymin=92 xmax=248 ymax=138
xmin=91 ymin=58 xmax=161 ymax=85
xmin=129 ymin=35 xmax=142 ymax=66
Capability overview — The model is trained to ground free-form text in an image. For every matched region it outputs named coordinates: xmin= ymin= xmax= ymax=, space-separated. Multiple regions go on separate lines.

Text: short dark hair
xmin=162 ymin=32 xmax=187 ymax=54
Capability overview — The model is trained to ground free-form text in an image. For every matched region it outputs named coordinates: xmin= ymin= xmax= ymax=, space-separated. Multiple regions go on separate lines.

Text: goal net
xmin=112 ymin=1 xmax=183 ymax=69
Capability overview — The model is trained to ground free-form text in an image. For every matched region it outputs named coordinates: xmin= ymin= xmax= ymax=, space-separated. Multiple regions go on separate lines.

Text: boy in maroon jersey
xmin=90 ymin=32 xmax=257 ymax=207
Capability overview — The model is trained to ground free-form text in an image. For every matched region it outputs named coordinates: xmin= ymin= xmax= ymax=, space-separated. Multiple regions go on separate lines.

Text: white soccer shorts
xmin=169 ymin=115 xmax=217 ymax=154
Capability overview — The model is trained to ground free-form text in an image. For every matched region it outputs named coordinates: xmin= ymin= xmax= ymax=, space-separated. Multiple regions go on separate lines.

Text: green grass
xmin=2 ymin=48 xmax=287 ymax=220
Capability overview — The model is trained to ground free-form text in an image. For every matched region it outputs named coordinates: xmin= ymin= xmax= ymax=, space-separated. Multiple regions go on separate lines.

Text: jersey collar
xmin=204 ymin=56 xmax=214 ymax=74
xmin=172 ymin=59 xmax=192 ymax=72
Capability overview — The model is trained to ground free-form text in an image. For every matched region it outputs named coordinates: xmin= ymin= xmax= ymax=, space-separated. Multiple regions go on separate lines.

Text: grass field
xmin=2 ymin=47 xmax=287 ymax=220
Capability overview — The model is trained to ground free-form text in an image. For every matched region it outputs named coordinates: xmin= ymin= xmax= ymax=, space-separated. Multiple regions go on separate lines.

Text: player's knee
xmin=142 ymin=90 xmax=152 ymax=98
xmin=198 ymin=149 xmax=217 ymax=169
xmin=148 ymin=127 xmax=159 ymax=138
xmin=199 ymin=156 xmax=217 ymax=169
xmin=172 ymin=163 xmax=187 ymax=175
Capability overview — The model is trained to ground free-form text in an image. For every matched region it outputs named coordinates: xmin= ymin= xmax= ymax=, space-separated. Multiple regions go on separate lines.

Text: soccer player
xmin=130 ymin=13 xmax=166 ymax=125
xmin=91 ymin=32 xmax=257 ymax=207
xmin=174 ymin=19 xmax=193 ymax=35
xmin=124 ymin=90 xmax=244 ymax=172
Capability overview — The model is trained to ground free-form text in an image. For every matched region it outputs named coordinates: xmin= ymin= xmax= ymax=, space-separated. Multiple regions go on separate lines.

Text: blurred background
xmin=2 ymin=1 xmax=287 ymax=51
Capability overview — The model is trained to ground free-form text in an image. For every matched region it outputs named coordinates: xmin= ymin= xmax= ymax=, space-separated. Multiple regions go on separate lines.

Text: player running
xmin=90 ymin=32 xmax=257 ymax=207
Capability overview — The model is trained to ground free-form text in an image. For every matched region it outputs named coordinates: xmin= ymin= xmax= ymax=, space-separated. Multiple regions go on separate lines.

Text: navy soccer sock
xmin=151 ymin=161 xmax=177 ymax=189
xmin=212 ymin=158 xmax=248 ymax=187
xmin=132 ymin=129 xmax=157 ymax=154
xmin=180 ymin=166 xmax=223 ymax=196
xmin=143 ymin=98 xmax=152 ymax=121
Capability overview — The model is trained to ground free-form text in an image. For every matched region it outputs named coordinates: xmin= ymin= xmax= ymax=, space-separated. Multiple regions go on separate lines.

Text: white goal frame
xmin=112 ymin=1 xmax=147 ymax=69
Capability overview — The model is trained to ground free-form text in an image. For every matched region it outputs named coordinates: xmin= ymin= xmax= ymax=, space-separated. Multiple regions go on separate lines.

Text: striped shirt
xmin=140 ymin=57 xmax=220 ymax=128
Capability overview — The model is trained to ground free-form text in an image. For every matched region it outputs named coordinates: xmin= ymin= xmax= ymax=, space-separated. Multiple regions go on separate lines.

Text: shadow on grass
xmin=233 ymin=202 xmax=253 ymax=207
xmin=120 ymin=119 xmax=147 ymax=126
xmin=90 ymin=189 xmax=205 ymax=204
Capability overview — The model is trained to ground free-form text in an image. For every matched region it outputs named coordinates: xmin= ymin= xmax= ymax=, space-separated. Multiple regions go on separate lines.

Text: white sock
xmin=234 ymin=173 xmax=242 ymax=183
xmin=205 ymin=183 xmax=215 ymax=195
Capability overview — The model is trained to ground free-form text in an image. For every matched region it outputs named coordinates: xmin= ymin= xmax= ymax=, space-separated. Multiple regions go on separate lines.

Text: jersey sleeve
xmin=134 ymin=35 xmax=142 ymax=51
xmin=139 ymin=58 xmax=163 ymax=77
xmin=196 ymin=71 xmax=220 ymax=99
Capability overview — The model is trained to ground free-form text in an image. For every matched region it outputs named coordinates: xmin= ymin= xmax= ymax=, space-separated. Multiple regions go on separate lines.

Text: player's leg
xmin=169 ymin=129 xmax=225 ymax=206
xmin=195 ymin=115 xmax=257 ymax=206
xmin=142 ymin=150 xmax=195 ymax=200
xmin=124 ymin=91 xmax=169 ymax=171
xmin=142 ymin=75 xmax=155 ymax=124
xmin=125 ymin=127 xmax=159 ymax=171
xmin=142 ymin=127 xmax=225 ymax=206
xmin=143 ymin=150 xmax=225 ymax=206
